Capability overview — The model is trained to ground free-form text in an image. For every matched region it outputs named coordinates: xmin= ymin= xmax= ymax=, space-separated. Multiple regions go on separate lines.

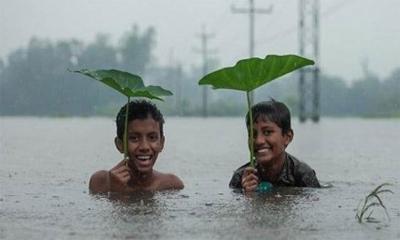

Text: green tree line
xmin=0 ymin=25 xmax=155 ymax=116
xmin=0 ymin=25 xmax=399 ymax=117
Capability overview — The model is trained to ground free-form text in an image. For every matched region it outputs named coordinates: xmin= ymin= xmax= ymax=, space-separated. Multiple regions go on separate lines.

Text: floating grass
xmin=356 ymin=183 xmax=394 ymax=223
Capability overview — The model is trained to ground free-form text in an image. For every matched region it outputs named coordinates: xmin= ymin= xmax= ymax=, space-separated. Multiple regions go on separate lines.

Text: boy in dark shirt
xmin=229 ymin=99 xmax=320 ymax=192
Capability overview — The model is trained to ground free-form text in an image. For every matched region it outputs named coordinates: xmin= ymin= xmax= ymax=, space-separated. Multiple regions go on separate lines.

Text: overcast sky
xmin=1 ymin=0 xmax=399 ymax=82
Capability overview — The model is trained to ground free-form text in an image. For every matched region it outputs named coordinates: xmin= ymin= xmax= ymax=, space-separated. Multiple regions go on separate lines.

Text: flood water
xmin=1 ymin=117 xmax=399 ymax=239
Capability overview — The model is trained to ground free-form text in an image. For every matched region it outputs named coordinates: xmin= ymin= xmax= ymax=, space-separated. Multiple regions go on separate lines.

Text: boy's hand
xmin=241 ymin=167 xmax=259 ymax=192
xmin=108 ymin=160 xmax=132 ymax=192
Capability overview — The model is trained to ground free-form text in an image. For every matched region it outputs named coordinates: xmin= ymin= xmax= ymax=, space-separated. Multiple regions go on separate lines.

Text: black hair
xmin=116 ymin=100 xmax=165 ymax=139
xmin=246 ymin=99 xmax=292 ymax=135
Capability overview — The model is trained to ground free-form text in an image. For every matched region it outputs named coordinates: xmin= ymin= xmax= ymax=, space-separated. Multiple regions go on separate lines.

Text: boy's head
xmin=115 ymin=100 xmax=165 ymax=174
xmin=246 ymin=99 xmax=292 ymax=135
xmin=116 ymin=100 xmax=165 ymax=140
xmin=246 ymin=99 xmax=294 ymax=167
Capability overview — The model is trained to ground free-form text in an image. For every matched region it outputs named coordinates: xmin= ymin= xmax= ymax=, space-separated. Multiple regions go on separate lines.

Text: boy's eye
xmin=263 ymin=130 xmax=272 ymax=136
xmin=128 ymin=136 xmax=139 ymax=142
xmin=148 ymin=134 xmax=159 ymax=141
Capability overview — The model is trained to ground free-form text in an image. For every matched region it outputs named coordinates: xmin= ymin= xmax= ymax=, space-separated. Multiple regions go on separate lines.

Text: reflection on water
xmin=239 ymin=187 xmax=315 ymax=230
xmin=0 ymin=117 xmax=399 ymax=239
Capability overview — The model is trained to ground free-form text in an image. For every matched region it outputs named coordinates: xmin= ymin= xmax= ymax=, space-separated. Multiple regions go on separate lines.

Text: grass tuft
xmin=356 ymin=183 xmax=394 ymax=223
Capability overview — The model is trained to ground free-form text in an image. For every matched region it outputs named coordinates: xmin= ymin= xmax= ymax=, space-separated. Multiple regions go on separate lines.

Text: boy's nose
xmin=138 ymin=140 xmax=150 ymax=152
xmin=254 ymin=132 xmax=264 ymax=145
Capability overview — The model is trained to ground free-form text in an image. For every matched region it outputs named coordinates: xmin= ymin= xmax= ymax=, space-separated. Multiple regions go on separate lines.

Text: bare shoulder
xmin=155 ymin=171 xmax=184 ymax=190
xmin=89 ymin=170 xmax=109 ymax=193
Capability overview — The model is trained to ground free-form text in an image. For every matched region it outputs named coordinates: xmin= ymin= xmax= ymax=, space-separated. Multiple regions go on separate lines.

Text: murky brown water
xmin=1 ymin=117 xmax=399 ymax=239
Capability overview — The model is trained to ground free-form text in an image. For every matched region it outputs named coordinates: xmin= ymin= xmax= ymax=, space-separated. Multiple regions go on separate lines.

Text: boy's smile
xmin=133 ymin=154 xmax=154 ymax=170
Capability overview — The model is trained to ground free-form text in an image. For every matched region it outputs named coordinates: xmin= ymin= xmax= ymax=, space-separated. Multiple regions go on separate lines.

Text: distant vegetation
xmin=0 ymin=25 xmax=399 ymax=118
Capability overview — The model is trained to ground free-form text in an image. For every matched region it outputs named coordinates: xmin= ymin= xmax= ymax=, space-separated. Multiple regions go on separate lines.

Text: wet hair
xmin=246 ymin=99 xmax=292 ymax=135
xmin=116 ymin=100 xmax=165 ymax=140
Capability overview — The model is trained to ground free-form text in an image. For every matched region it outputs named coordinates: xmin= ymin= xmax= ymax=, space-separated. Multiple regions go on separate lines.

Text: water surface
xmin=1 ymin=117 xmax=399 ymax=239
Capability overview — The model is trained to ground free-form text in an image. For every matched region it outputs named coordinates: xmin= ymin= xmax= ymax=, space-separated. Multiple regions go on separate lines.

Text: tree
xmin=320 ymin=74 xmax=349 ymax=116
xmin=0 ymin=38 xmax=78 ymax=115
xmin=0 ymin=25 xmax=157 ymax=116
xmin=119 ymin=25 xmax=156 ymax=75
xmin=380 ymin=68 xmax=400 ymax=117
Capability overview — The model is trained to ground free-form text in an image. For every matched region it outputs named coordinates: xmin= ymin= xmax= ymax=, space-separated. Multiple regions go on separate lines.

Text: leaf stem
xmin=247 ymin=91 xmax=255 ymax=167
xmin=123 ymin=96 xmax=130 ymax=162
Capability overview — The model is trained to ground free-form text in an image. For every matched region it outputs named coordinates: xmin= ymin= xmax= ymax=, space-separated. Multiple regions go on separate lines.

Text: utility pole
xmin=167 ymin=50 xmax=183 ymax=116
xmin=175 ymin=63 xmax=183 ymax=116
xmin=196 ymin=25 xmax=215 ymax=118
xmin=231 ymin=0 xmax=273 ymax=105
xmin=298 ymin=0 xmax=320 ymax=122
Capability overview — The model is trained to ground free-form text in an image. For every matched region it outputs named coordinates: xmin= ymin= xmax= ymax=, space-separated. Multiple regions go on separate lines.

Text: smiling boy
xmin=229 ymin=99 xmax=320 ymax=192
xmin=89 ymin=100 xmax=184 ymax=194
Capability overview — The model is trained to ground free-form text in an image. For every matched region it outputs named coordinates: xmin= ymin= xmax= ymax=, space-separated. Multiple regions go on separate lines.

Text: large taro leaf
xmin=72 ymin=69 xmax=172 ymax=100
xmin=129 ymin=85 xmax=173 ymax=100
xmin=198 ymin=55 xmax=314 ymax=92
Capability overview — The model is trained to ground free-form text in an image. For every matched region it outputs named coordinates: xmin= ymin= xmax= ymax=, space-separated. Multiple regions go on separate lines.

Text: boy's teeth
xmin=137 ymin=155 xmax=151 ymax=160
xmin=257 ymin=148 xmax=269 ymax=153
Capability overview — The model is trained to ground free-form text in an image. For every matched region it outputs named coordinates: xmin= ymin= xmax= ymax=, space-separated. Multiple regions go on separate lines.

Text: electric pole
xmin=298 ymin=0 xmax=320 ymax=122
xmin=231 ymin=0 xmax=273 ymax=105
xmin=196 ymin=25 xmax=215 ymax=117
xmin=175 ymin=63 xmax=183 ymax=116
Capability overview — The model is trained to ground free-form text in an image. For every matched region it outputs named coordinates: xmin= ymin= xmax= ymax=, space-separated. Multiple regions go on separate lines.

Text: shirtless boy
xmin=89 ymin=100 xmax=184 ymax=193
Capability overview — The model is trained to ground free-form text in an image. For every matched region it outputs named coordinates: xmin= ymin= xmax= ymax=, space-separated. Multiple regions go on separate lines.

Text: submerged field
xmin=1 ymin=117 xmax=399 ymax=239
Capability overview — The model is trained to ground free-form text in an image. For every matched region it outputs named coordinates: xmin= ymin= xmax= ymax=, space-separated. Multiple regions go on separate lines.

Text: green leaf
xmin=376 ymin=189 xmax=394 ymax=195
xmin=71 ymin=69 xmax=172 ymax=100
xmin=129 ymin=85 xmax=173 ymax=101
xmin=198 ymin=54 xmax=314 ymax=92
xmin=71 ymin=69 xmax=144 ymax=96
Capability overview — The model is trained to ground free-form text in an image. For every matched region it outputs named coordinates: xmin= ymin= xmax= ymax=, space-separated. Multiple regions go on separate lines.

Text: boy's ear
xmin=114 ymin=137 xmax=123 ymax=153
xmin=160 ymin=136 xmax=165 ymax=151
xmin=284 ymin=130 xmax=294 ymax=148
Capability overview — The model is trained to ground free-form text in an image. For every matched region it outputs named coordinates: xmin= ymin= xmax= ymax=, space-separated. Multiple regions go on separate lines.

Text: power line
xmin=195 ymin=25 xmax=215 ymax=117
xmin=255 ymin=0 xmax=357 ymax=46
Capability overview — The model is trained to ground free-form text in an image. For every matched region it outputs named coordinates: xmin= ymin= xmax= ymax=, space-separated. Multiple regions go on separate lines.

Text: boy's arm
xmin=229 ymin=170 xmax=242 ymax=189
xmin=301 ymin=170 xmax=320 ymax=188
xmin=89 ymin=160 xmax=132 ymax=194
xmin=229 ymin=163 xmax=251 ymax=189
xmin=168 ymin=174 xmax=184 ymax=189
xmin=159 ymin=173 xmax=184 ymax=190
xmin=89 ymin=170 xmax=110 ymax=194
xmin=240 ymin=167 xmax=259 ymax=192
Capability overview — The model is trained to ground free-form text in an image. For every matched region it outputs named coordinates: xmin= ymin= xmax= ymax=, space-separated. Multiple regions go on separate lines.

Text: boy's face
xmin=250 ymin=116 xmax=293 ymax=167
xmin=116 ymin=117 xmax=164 ymax=174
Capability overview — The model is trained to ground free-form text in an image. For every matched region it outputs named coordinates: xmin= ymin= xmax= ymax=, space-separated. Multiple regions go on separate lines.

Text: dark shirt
xmin=229 ymin=152 xmax=320 ymax=188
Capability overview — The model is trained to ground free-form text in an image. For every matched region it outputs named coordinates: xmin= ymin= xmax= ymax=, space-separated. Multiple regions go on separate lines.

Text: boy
xmin=229 ymin=99 xmax=320 ymax=192
xmin=89 ymin=100 xmax=184 ymax=194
